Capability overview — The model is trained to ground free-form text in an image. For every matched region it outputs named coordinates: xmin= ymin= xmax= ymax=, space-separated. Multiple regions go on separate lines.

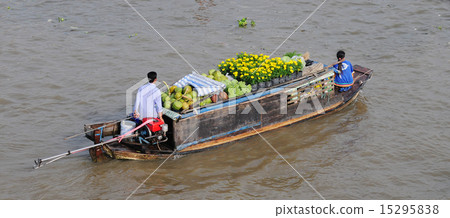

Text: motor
xmin=137 ymin=118 xmax=168 ymax=144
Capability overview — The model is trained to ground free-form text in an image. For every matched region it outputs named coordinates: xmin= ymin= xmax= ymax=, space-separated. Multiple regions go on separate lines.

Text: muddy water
xmin=0 ymin=0 xmax=449 ymax=199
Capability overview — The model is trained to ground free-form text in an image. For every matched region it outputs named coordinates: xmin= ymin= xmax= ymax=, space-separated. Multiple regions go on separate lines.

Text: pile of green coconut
xmin=161 ymin=85 xmax=198 ymax=111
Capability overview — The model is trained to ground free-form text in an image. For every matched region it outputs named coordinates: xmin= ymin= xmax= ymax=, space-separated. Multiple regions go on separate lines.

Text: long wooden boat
xmin=84 ymin=64 xmax=372 ymax=161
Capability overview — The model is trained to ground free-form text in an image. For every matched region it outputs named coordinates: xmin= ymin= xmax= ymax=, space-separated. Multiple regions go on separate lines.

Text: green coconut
xmin=183 ymin=85 xmax=192 ymax=94
xmin=191 ymin=90 xmax=198 ymax=98
xmin=175 ymin=92 xmax=182 ymax=100
xmin=199 ymin=98 xmax=212 ymax=107
xmin=182 ymin=102 xmax=190 ymax=110
xmin=184 ymin=93 xmax=193 ymax=100
xmin=213 ymin=70 xmax=221 ymax=78
xmin=164 ymin=96 xmax=171 ymax=103
xmin=172 ymin=101 xmax=182 ymax=110
xmin=164 ymin=101 xmax=171 ymax=109
xmin=169 ymin=85 xmax=177 ymax=93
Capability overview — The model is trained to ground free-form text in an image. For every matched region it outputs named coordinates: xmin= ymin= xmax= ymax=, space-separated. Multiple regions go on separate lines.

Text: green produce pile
xmin=161 ymin=85 xmax=198 ymax=111
xmin=163 ymin=69 xmax=255 ymax=112
xmin=201 ymin=69 xmax=228 ymax=82
xmin=223 ymin=80 xmax=251 ymax=98
xmin=204 ymin=69 xmax=252 ymax=99
xmin=199 ymin=97 xmax=212 ymax=107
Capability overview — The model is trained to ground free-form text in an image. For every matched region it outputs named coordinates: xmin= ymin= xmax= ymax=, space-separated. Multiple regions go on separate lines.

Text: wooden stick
xmin=325 ymin=59 xmax=344 ymax=69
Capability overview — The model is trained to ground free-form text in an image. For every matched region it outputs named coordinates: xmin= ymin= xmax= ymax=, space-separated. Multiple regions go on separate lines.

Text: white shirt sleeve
xmin=154 ymin=89 xmax=163 ymax=114
xmin=134 ymin=87 xmax=141 ymax=113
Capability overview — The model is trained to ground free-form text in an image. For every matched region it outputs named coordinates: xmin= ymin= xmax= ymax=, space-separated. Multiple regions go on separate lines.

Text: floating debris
xmin=238 ymin=17 xmax=247 ymax=28
xmin=238 ymin=18 xmax=255 ymax=28
xmin=58 ymin=17 xmax=65 ymax=22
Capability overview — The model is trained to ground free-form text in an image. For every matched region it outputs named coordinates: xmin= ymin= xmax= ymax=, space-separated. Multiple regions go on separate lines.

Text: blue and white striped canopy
xmin=174 ymin=72 xmax=225 ymax=97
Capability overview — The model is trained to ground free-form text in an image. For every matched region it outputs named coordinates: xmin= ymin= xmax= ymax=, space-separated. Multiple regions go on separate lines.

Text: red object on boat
xmin=142 ymin=117 xmax=164 ymax=132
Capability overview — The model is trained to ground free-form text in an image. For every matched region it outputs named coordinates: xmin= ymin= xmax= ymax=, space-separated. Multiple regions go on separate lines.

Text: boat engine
xmin=137 ymin=118 xmax=169 ymax=144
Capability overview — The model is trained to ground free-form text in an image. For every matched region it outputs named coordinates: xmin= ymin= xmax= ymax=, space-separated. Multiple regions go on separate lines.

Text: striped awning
xmin=173 ymin=72 xmax=225 ymax=97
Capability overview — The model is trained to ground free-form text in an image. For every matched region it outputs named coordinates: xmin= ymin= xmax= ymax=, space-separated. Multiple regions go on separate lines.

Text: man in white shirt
xmin=133 ymin=71 xmax=164 ymax=122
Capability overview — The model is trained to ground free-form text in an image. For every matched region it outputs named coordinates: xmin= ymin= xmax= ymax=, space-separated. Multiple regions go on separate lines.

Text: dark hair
xmin=147 ymin=71 xmax=157 ymax=83
xmin=336 ymin=51 xmax=345 ymax=72
xmin=337 ymin=50 xmax=345 ymax=60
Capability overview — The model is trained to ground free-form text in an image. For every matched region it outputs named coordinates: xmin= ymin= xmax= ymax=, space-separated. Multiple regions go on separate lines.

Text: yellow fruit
xmin=182 ymin=102 xmax=189 ymax=110
xmin=183 ymin=85 xmax=192 ymax=94
xmin=169 ymin=85 xmax=177 ymax=93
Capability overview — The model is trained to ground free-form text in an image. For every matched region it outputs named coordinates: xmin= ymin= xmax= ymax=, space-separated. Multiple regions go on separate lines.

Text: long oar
xmin=63 ymin=116 xmax=131 ymax=140
xmin=325 ymin=59 xmax=344 ymax=70
xmin=323 ymin=59 xmax=345 ymax=79
xmin=34 ymin=119 xmax=152 ymax=169
xmin=33 ymin=135 xmax=133 ymax=169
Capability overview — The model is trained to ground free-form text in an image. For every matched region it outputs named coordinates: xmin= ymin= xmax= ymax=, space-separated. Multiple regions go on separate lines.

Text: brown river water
xmin=0 ymin=0 xmax=449 ymax=200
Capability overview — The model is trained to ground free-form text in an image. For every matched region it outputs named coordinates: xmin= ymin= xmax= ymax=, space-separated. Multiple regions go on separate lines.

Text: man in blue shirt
xmin=333 ymin=50 xmax=354 ymax=92
xmin=133 ymin=71 xmax=164 ymax=122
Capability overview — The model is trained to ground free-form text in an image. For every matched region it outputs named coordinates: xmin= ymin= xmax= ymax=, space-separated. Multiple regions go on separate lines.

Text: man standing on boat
xmin=133 ymin=71 xmax=164 ymax=122
xmin=333 ymin=50 xmax=354 ymax=92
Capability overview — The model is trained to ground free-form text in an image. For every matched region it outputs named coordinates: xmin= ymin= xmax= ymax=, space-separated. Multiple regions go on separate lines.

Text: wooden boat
xmin=84 ymin=63 xmax=372 ymax=161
